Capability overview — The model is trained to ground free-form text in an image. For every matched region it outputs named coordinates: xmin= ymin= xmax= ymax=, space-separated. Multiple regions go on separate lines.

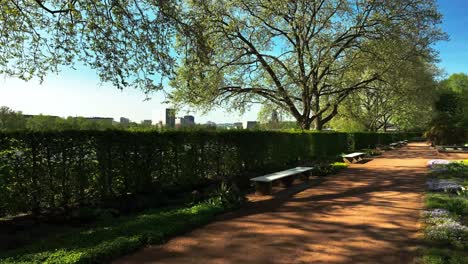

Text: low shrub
xmin=422 ymin=161 xmax=468 ymax=263
xmin=208 ymin=182 xmax=246 ymax=210
xmin=331 ymin=162 xmax=348 ymax=173
xmin=426 ymin=193 xmax=468 ymax=215
xmin=361 ymin=148 xmax=382 ymax=156
xmin=421 ymin=248 xmax=468 ymax=264
xmin=310 ymin=162 xmax=348 ymax=177
xmin=425 ymin=218 xmax=468 ymax=249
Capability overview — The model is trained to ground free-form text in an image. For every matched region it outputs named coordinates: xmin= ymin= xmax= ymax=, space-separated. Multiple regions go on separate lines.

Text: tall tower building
xmin=183 ymin=115 xmax=195 ymax=126
xmin=165 ymin=109 xmax=176 ymax=128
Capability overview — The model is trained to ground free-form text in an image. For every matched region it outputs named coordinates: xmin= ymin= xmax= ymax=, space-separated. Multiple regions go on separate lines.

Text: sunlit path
xmin=115 ymin=143 xmax=440 ymax=264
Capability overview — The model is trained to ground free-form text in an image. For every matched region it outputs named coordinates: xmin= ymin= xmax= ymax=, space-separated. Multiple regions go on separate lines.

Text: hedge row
xmin=0 ymin=130 xmax=416 ymax=217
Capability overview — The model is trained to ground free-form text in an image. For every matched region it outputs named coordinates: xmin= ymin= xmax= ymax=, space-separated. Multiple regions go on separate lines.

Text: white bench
xmin=250 ymin=167 xmax=313 ymax=195
xmin=342 ymin=152 xmax=365 ymax=164
xmin=389 ymin=142 xmax=400 ymax=148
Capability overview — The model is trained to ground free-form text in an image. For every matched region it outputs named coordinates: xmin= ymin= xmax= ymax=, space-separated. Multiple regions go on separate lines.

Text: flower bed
xmin=420 ymin=160 xmax=468 ymax=263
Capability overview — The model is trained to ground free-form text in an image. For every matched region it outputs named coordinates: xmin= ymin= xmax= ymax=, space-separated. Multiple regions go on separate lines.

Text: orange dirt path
xmin=115 ymin=143 xmax=461 ymax=264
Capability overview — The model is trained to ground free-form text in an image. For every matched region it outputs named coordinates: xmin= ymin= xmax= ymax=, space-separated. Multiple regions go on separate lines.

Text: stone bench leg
xmin=300 ymin=171 xmax=310 ymax=182
xmin=280 ymin=176 xmax=294 ymax=187
xmin=343 ymin=157 xmax=353 ymax=164
xmin=255 ymin=182 xmax=272 ymax=195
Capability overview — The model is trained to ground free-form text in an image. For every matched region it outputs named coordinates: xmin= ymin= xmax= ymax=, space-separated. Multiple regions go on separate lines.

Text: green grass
xmin=420 ymin=248 xmax=468 ymax=264
xmin=0 ymin=202 xmax=224 ymax=264
xmin=331 ymin=162 xmax=348 ymax=172
xmin=425 ymin=193 xmax=468 ymax=216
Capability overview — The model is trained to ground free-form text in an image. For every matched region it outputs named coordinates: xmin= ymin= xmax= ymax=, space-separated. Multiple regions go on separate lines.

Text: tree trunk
xmin=314 ymin=116 xmax=323 ymax=130
xmin=297 ymin=118 xmax=312 ymax=130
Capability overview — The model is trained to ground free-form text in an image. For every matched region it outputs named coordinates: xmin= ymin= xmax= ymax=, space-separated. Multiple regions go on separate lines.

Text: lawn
xmin=0 ymin=202 xmax=224 ymax=264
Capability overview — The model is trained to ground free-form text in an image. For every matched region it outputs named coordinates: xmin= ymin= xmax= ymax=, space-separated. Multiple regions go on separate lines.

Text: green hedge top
xmin=0 ymin=130 xmax=417 ymax=218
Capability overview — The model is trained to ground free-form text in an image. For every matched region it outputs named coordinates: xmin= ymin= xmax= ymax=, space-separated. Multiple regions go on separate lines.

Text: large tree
xmin=0 ymin=106 xmax=26 ymax=131
xmin=170 ymin=0 xmax=445 ymax=129
xmin=337 ymin=57 xmax=439 ymax=132
xmin=2 ymin=1 xmax=445 ymax=129
xmin=425 ymin=73 xmax=468 ymax=145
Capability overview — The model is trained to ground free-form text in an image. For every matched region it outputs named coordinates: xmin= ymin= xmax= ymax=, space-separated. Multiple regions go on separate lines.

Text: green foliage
xmin=1 ymin=1 xmax=177 ymax=91
xmin=361 ymin=149 xmax=382 ymax=156
xmin=0 ymin=107 xmax=26 ymax=131
xmin=0 ymin=202 xmax=224 ymax=264
xmin=330 ymin=162 xmax=348 ymax=173
xmin=421 ymin=248 xmax=468 ymax=264
xmin=170 ymin=0 xmax=444 ymax=130
xmin=336 ymin=58 xmax=438 ymax=132
xmin=209 ymin=183 xmax=245 ymax=210
xmin=430 ymin=160 xmax=468 ymax=186
xmin=350 ymin=132 xmax=418 ymax=150
xmin=0 ymin=130 xmax=409 ymax=218
xmin=425 ymin=193 xmax=468 ymax=216
xmin=311 ymin=162 xmax=348 ymax=177
xmin=423 ymin=161 xmax=468 ymax=263
xmin=426 ymin=74 xmax=468 ymax=145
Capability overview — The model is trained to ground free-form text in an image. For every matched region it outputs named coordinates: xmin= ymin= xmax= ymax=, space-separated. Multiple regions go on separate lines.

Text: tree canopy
xmin=336 ymin=56 xmax=439 ymax=132
xmin=1 ymin=1 xmax=446 ymax=129
xmin=425 ymin=73 xmax=468 ymax=145
xmin=1 ymin=0 xmax=178 ymax=91
xmin=170 ymin=0 xmax=445 ymax=129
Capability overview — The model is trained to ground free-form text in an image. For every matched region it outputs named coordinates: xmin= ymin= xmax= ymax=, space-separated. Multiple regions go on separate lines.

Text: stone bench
xmin=250 ymin=167 xmax=313 ymax=195
xmin=342 ymin=152 xmax=365 ymax=164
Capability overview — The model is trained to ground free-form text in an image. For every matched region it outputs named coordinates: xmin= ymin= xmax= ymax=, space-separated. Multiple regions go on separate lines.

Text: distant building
xmin=23 ymin=114 xmax=59 ymax=119
xmin=244 ymin=121 xmax=259 ymax=129
xmin=206 ymin=121 xmax=216 ymax=127
xmin=165 ymin=109 xmax=176 ymax=128
xmin=141 ymin=120 xmax=152 ymax=126
xmin=183 ymin=115 xmax=195 ymax=126
xmin=120 ymin=117 xmax=130 ymax=124
xmin=233 ymin=122 xmax=243 ymax=129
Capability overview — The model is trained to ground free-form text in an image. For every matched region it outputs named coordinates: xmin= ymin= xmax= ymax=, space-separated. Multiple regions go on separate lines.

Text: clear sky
xmin=0 ymin=0 xmax=467 ymax=124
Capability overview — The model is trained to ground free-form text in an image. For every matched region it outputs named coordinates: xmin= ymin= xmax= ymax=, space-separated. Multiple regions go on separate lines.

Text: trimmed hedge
xmin=0 ymin=130 xmax=417 ymax=217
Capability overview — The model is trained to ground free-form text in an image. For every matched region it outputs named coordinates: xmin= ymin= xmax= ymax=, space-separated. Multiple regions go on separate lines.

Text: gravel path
xmin=115 ymin=143 xmax=440 ymax=264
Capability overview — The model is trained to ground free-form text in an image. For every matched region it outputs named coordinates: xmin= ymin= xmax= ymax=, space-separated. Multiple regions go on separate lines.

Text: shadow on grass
xmin=0 ymin=204 xmax=224 ymax=263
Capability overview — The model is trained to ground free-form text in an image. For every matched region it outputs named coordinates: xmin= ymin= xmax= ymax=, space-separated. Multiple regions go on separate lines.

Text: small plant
xmin=445 ymin=198 xmax=467 ymax=216
xmin=456 ymin=186 xmax=467 ymax=197
xmin=330 ymin=162 xmax=348 ymax=173
xmin=362 ymin=148 xmax=381 ymax=156
xmin=425 ymin=218 xmax=468 ymax=249
xmin=209 ymin=182 xmax=245 ymax=210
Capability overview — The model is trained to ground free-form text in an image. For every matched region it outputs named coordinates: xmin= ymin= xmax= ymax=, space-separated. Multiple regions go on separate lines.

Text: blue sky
xmin=0 ymin=0 xmax=467 ymax=124
xmin=435 ymin=0 xmax=468 ymax=76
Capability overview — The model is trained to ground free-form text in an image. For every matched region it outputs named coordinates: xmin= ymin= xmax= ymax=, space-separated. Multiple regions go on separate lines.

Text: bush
xmin=425 ymin=218 xmax=468 ymax=249
xmin=208 ymin=182 xmax=245 ymax=210
xmin=0 ymin=130 xmax=409 ymax=218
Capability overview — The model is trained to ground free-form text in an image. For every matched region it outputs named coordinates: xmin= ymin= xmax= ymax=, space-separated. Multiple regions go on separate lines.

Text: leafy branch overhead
xmin=1 ymin=0 xmax=178 ymax=90
xmin=1 ymin=0 xmax=446 ymax=129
